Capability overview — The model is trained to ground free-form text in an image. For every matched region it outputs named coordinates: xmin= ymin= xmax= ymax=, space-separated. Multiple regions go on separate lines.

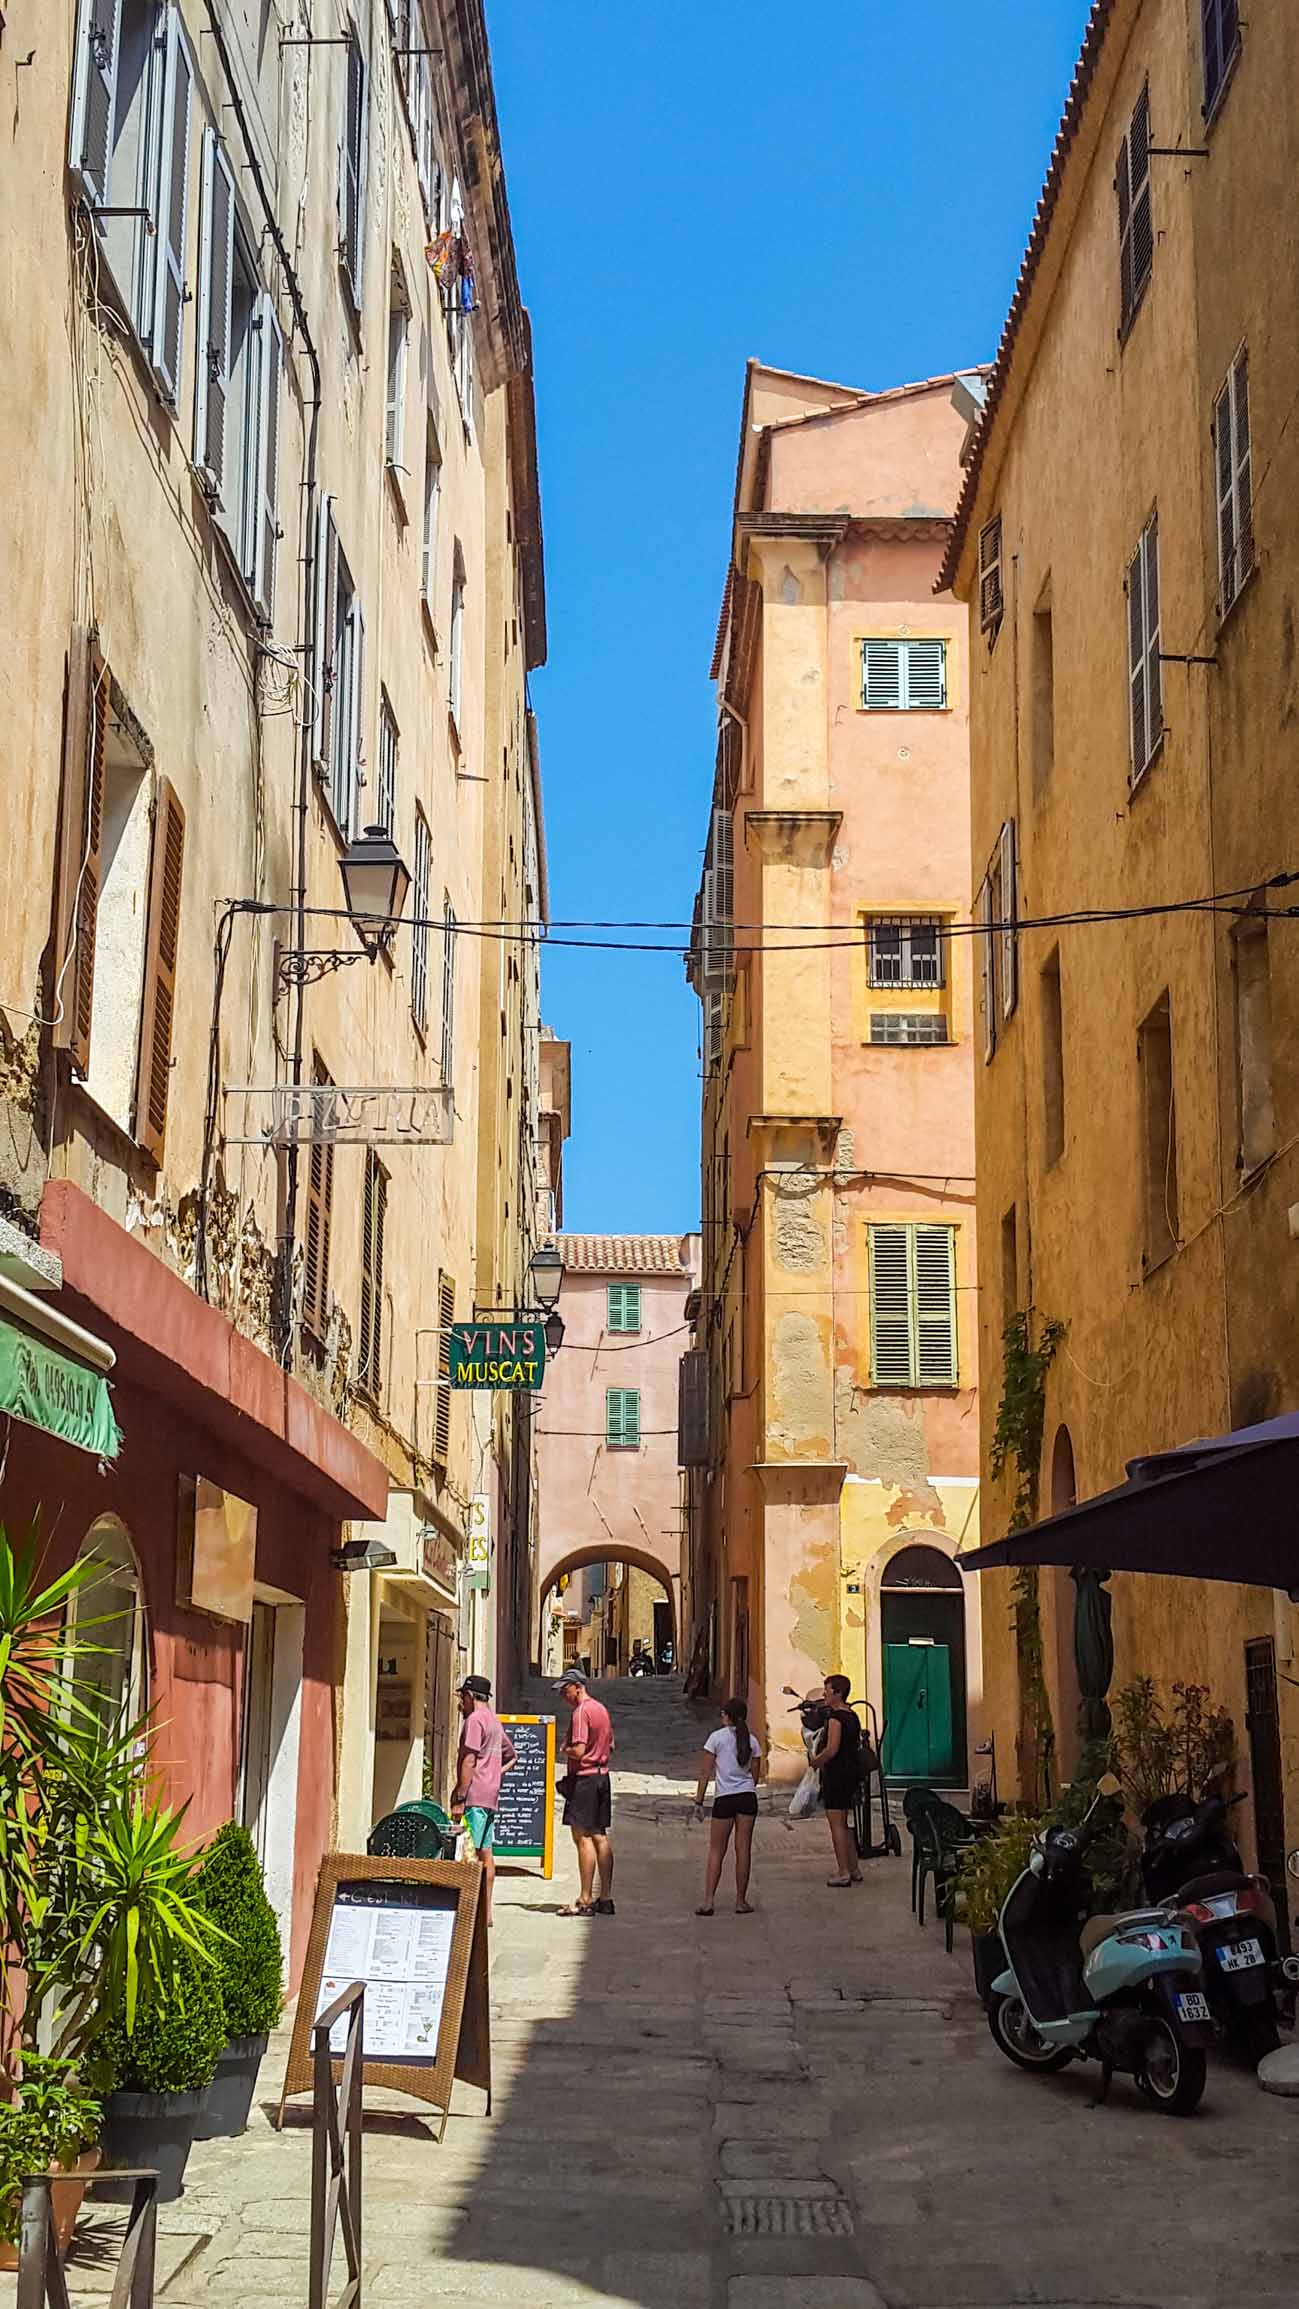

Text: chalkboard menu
xmin=496 ymin=1714 xmax=556 ymax=1877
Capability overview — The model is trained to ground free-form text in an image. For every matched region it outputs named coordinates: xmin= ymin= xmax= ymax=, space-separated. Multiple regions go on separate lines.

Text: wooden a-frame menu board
xmin=277 ymin=1854 xmax=491 ymax=2142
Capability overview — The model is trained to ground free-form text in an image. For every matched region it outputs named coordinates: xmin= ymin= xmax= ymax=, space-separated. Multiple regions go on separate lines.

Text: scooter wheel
xmin=886 ymin=1825 xmax=902 ymax=1857
xmin=1136 ymin=2020 xmax=1206 ymax=2116
xmin=986 ymin=1993 xmax=1074 ymax=2073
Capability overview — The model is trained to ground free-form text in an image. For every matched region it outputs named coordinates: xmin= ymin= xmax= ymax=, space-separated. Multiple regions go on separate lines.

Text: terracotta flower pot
xmin=0 ymin=2146 xmax=102 ymax=2269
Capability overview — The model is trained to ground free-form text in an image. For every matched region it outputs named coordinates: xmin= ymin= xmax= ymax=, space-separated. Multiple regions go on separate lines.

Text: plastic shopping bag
xmin=788 ymin=1765 xmax=819 ymax=1820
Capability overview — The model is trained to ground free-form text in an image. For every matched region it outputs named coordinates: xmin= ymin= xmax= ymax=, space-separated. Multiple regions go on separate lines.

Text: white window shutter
xmin=252 ymin=294 xmax=283 ymax=617
xmin=346 ymin=598 xmax=365 ymax=834
xmin=71 ymin=0 xmax=121 ymax=208
xmin=312 ymin=496 xmax=337 ymax=770
xmin=1214 ymin=375 xmax=1236 ymax=614
xmin=998 ymin=819 xmax=1017 ymax=1020
xmin=150 ymin=8 xmax=194 ymax=404
xmin=862 ymin=639 xmax=902 ymax=710
xmin=1127 ymin=541 xmax=1147 ymax=777
xmin=195 ymin=131 xmax=235 ymax=497
xmin=1143 ymin=516 xmax=1162 ymax=756
xmin=914 ymin=1226 xmax=957 ymax=1385
xmin=905 ymin=638 xmax=948 ymax=709
xmin=869 ymin=1225 xmax=913 ymax=1386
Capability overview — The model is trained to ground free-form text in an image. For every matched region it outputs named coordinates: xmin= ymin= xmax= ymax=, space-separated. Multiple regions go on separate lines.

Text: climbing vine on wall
xmin=991 ymin=1312 xmax=1066 ymax=1807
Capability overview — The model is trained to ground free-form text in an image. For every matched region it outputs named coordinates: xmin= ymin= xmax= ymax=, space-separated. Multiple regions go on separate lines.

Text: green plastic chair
xmin=912 ymin=1796 xmax=976 ymax=1950
xmin=368 ymin=1799 xmax=458 ymax=1860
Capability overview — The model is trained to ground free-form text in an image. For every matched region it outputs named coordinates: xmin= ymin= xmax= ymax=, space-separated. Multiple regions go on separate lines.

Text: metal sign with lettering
xmin=224 ymin=1083 xmax=454 ymax=1147
xmin=447 ymin=1323 xmax=545 ymax=1392
xmin=0 ymin=1320 xmax=120 ymax=1460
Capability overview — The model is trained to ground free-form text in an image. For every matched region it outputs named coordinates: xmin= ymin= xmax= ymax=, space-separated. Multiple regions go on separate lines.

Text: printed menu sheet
xmin=314 ymin=1889 xmax=457 ymax=2062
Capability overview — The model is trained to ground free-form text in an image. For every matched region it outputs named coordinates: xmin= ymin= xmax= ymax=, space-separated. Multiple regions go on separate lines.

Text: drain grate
xmin=724 ymin=2196 xmax=855 ymax=2237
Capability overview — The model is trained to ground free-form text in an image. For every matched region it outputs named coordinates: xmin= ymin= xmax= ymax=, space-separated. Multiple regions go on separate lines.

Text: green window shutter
xmin=914 ymin=1225 xmax=958 ymax=1385
xmin=869 ymin=1226 xmax=913 ymax=1385
xmin=607 ymin=1284 xmax=642 ymax=1332
xmin=605 ymin=1388 xmax=641 ymax=1445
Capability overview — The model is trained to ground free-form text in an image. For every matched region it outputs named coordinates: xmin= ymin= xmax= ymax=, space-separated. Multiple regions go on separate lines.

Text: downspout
xmin=202 ymin=1 xmax=322 ymax=1365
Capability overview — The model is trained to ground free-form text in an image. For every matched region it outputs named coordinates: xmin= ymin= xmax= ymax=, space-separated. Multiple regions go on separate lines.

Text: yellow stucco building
xmin=944 ymin=0 xmax=1299 ymax=1871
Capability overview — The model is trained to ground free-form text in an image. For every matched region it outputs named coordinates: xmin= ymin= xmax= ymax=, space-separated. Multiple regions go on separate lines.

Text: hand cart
xmin=851 ymin=1699 xmax=902 ymax=1860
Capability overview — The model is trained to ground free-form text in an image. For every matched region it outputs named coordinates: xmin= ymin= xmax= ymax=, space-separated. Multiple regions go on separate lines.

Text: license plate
xmin=1176 ymin=1992 xmax=1211 ymax=2023
xmin=1217 ymin=1938 xmax=1264 ymax=1974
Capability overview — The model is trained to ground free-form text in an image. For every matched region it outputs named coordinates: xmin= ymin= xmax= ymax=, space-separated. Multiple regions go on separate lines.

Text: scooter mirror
xmin=1096 ymin=1772 xmax=1121 ymax=1798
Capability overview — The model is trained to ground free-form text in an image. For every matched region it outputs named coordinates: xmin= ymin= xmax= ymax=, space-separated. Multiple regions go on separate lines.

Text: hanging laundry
xmin=426 ymin=229 xmax=456 ymax=283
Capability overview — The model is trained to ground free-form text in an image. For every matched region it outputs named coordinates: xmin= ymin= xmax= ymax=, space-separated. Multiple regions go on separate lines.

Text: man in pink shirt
xmin=450 ymin=1676 xmax=515 ymax=1925
xmin=557 ymin=1672 xmax=616 ymax=1917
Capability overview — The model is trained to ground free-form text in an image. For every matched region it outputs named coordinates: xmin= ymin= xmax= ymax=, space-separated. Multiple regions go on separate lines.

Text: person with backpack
xmin=813 ymin=1672 xmax=864 ymax=1887
xmin=693 ymin=1698 xmax=762 ymax=1915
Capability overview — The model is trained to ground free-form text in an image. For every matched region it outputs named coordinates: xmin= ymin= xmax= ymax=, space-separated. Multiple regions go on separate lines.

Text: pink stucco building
xmin=535 ymin=1234 xmax=700 ymax=1670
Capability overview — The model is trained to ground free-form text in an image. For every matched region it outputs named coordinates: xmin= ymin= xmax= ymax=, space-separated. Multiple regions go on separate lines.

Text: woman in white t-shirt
xmin=693 ymin=1699 xmax=762 ymax=1915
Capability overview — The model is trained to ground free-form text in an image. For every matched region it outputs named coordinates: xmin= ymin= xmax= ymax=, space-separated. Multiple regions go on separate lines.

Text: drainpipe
xmin=202 ymin=1 xmax=322 ymax=1365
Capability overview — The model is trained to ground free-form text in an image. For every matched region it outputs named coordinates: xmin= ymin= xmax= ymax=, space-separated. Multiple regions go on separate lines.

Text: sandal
xmin=735 ymin=1901 xmax=755 ymax=1915
xmin=559 ymin=1900 xmax=595 ymax=1917
xmin=695 ymin=1903 xmax=714 ymax=1916
xmin=826 ymin=1875 xmax=855 ymax=1888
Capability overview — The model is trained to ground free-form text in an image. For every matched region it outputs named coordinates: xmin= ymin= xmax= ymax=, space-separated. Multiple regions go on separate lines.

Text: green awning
xmin=0 ymin=1318 xmax=121 ymax=1459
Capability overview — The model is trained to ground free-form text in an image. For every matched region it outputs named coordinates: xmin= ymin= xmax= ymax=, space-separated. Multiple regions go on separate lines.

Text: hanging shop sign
xmin=466 ymin=1492 xmax=490 ymax=1593
xmin=0 ymin=1319 xmax=120 ymax=1459
xmin=447 ymin=1322 xmax=544 ymax=1392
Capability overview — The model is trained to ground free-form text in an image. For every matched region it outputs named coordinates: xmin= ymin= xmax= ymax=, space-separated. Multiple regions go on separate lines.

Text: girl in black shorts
xmin=814 ymin=1673 xmax=863 ymax=1886
xmin=693 ymin=1698 xmax=762 ymax=1915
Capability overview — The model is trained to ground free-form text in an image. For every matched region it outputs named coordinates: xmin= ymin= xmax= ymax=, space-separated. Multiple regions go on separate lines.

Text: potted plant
xmin=0 ymin=2060 xmax=102 ymax=2272
xmin=192 ymin=1824 xmax=284 ymax=2139
xmin=952 ymin=1811 xmax=1043 ymax=2002
xmin=94 ymin=1942 xmax=227 ymax=2203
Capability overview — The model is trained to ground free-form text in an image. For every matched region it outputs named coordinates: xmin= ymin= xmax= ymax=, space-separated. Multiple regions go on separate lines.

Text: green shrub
xmin=197 ymin=1823 xmax=284 ymax=2043
xmin=0 ymin=2059 xmax=100 ymax=2244
xmin=98 ymin=1942 xmax=226 ymax=2096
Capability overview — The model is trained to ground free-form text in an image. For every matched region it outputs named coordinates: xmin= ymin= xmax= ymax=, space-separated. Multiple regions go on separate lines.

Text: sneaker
xmin=595 ymin=1897 xmax=616 ymax=1915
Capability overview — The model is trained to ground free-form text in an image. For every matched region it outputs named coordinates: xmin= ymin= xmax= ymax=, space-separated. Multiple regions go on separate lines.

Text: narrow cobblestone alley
xmin=22 ymin=1679 xmax=1299 ymax=2309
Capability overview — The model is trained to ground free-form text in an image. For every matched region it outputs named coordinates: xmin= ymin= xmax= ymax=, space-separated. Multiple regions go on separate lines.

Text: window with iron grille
xmin=1214 ymin=348 xmax=1253 ymax=619
xmin=1201 ymin=0 xmax=1240 ymax=116
xmin=1127 ymin=512 xmax=1163 ymax=782
xmin=434 ymin=1271 xmax=454 ymax=1466
xmin=868 ymin=1224 xmax=957 ymax=1387
xmin=866 ymin=917 xmax=945 ymax=989
xmin=870 ymin=1012 xmax=949 ymax=1046
xmin=1117 ymin=83 xmax=1153 ymax=334
xmin=357 ymin=1151 xmax=387 ymax=1397
xmin=861 ymin=637 xmax=947 ymax=712
xmin=376 ymin=691 xmax=397 ymax=836
xmin=978 ymin=517 xmax=1004 ymax=634
xmin=606 ymin=1388 xmax=641 ymax=1448
xmin=411 ymin=808 xmax=431 ymax=1032
xmin=607 ymin=1284 xmax=642 ymax=1333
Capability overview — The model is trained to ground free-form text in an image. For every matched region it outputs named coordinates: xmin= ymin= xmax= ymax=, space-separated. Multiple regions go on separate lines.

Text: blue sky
xmin=489 ymin=1 xmax=1092 ymax=1234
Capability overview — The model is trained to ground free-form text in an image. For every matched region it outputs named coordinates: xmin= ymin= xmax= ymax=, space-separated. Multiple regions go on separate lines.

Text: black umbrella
xmin=1071 ymin=1567 xmax=1114 ymax=1741
xmin=958 ymin=1410 xmax=1299 ymax=1596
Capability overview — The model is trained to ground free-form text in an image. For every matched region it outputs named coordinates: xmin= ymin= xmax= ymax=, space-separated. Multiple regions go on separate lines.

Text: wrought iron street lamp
xmin=529 ymin=1242 xmax=564 ymax=1311
xmin=278 ymin=825 xmax=413 ymax=987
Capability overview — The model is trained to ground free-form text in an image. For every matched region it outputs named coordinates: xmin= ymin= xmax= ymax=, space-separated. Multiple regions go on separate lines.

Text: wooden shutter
xmin=998 ymin=820 xmax=1018 ymax=1020
xmin=150 ymin=9 xmax=193 ymax=404
xmin=869 ymin=1225 xmax=914 ymax=1386
xmin=904 ymin=639 xmax=947 ymax=710
xmin=54 ymin=643 xmax=108 ymax=1074
xmin=978 ymin=876 xmax=997 ymax=1064
xmin=678 ymin=1350 xmax=708 ymax=1467
xmin=434 ymin=1272 xmax=454 ymax=1466
xmin=1117 ymin=84 xmax=1153 ymax=328
xmin=134 ymin=778 xmax=186 ymax=1164
xmin=862 ymin=639 xmax=902 ymax=710
xmin=411 ymin=810 xmax=431 ymax=1030
xmin=1127 ymin=517 xmax=1163 ymax=781
xmin=71 ymin=0 xmax=121 ymax=208
xmin=252 ymin=294 xmax=283 ymax=616
xmin=914 ymin=1225 xmax=957 ymax=1385
xmin=978 ymin=516 xmax=1004 ymax=632
xmin=303 ymin=1059 xmax=333 ymax=1339
xmin=358 ymin=1152 xmax=387 ymax=1396
xmin=313 ymin=498 xmax=339 ymax=772
xmin=196 ymin=131 xmax=235 ymax=494
xmin=342 ymin=33 xmax=367 ymax=307
xmin=606 ymin=1389 xmax=640 ymax=1446
xmin=440 ymin=901 xmax=456 ymax=1084
xmin=1142 ymin=515 xmax=1162 ymax=759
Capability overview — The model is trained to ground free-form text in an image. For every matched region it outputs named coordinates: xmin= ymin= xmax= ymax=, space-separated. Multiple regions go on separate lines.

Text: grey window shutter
xmin=1118 ymin=85 xmax=1153 ymax=326
xmin=342 ymin=34 xmax=368 ymax=308
xmin=71 ymin=0 xmax=122 ymax=208
xmin=150 ymin=8 xmax=193 ymax=404
xmin=1127 ymin=540 xmax=1147 ymax=777
xmin=904 ymin=638 xmax=948 ymax=709
xmin=1230 ymin=349 xmax=1253 ymax=600
xmin=678 ymin=1350 xmax=708 ymax=1467
xmin=253 ymin=295 xmax=283 ymax=618
xmin=1143 ymin=516 xmax=1162 ymax=755
xmin=196 ymin=132 xmax=235 ymax=496
xmin=313 ymin=496 xmax=337 ymax=771
xmin=441 ymin=901 xmax=456 ymax=1084
xmin=914 ymin=1226 xmax=957 ymax=1385
xmin=862 ymin=639 xmax=903 ymax=710
xmin=869 ymin=1224 xmax=913 ymax=1385
xmin=979 ymin=877 xmax=997 ymax=1063
xmin=344 ymin=596 xmax=365 ymax=833
xmin=1214 ymin=374 xmax=1236 ymax=613
xmin=998 ymin=820 xmax=1017 ymax=1019
xmin=978 ymin=516 xmax=1004 ymax=632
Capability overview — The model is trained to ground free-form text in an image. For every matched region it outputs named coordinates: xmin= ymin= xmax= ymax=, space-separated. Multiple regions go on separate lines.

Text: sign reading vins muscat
xmin=447 ymin=1322 xmax=545 ymax=1392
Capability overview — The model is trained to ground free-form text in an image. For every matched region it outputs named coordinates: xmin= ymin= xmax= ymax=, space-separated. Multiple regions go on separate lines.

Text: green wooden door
xmin=883 ymin=1642 xmax=955 ymax=1780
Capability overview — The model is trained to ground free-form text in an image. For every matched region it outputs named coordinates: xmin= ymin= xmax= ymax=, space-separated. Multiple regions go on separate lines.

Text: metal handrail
xmin=18 ymin=2168 xmax=158 ymax=2309
xmin=310 ymin=1980 xmax=365 ymax=2309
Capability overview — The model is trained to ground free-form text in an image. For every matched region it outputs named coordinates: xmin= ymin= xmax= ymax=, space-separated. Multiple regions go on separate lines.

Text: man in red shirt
xmin=450 ymin=1675 xmax=516 ymax=1926
xmin=557 ymin=1672 xmax=615 ymax=1917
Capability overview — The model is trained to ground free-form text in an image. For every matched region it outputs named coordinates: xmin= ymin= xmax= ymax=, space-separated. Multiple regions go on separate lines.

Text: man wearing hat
xmin=556 ymin=1671 xmax=615 ymax=1917
xmin=450 ymin=1675 xmax=516 ymax=1926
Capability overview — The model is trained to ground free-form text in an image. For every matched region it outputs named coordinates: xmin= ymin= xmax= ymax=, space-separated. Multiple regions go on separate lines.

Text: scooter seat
xmin=1079 ymin=1913 xmax=1122 ymax=1958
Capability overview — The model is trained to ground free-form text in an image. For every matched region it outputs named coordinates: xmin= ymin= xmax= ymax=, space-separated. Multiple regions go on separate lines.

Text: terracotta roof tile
xmin=555 ymin=1233 xmax=694 ymax=1277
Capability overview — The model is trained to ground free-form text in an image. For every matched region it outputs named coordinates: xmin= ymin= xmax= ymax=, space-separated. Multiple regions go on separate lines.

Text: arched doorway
xmin=880 ymin=1543 xmax=967 ymax=1786
xmin=64 ymin=1515 xmax=147 ymax=1732
xmin=540 ymin=1547 xmax=677 ymax=1679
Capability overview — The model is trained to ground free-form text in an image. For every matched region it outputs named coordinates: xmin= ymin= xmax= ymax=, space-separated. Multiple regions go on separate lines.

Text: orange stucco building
xmin=687 ymin=363 xmax=985 ymax=1782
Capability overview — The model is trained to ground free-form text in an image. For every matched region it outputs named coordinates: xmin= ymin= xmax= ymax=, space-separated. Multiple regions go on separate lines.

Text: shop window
xmin=65 ymin=1517 xmax=146 ymax=1734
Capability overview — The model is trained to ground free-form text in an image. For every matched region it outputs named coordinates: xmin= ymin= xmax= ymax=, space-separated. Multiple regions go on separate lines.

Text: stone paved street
xmin=15 ymin=1677 xmax=1299 ymax=2309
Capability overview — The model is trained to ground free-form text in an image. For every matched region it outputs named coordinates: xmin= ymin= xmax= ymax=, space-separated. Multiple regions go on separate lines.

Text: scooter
xmin=1139 ymin=1784 xmax=1299 ymax=2062
xmin=988 ymin=1775 xmax=1214 ymax=2115
xmin=628 ymin=1644 xmax=654 ymax=1678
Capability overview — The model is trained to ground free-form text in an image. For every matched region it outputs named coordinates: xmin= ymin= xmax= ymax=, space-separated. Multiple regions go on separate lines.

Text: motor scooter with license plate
xmin=987 ymin=1775 xmax=1215 ymax=2116
xmin=1140 ymin=1784 xmax=1299 ymax=2062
